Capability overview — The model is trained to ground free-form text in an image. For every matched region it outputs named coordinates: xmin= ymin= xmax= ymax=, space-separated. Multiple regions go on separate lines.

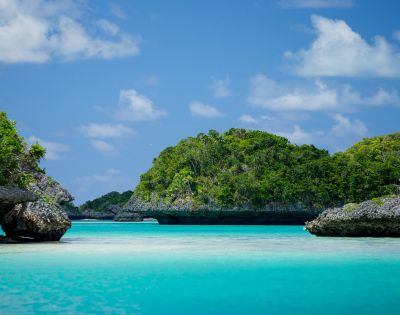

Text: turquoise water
xmin=1 ymin=222 xmax=400 ymax=315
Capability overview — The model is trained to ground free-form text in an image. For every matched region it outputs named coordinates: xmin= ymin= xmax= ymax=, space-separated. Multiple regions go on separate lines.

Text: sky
xmin=1 ymin=0 xmax=400 ymax=204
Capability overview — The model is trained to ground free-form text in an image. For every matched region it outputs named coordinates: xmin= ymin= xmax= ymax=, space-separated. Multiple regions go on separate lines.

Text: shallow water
xmin=1 ymin=221 xmax=400 ymax=315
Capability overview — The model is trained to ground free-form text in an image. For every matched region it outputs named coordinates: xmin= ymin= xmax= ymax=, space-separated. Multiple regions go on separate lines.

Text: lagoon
xmin=1 ymin=221 xmax=400 ymax=315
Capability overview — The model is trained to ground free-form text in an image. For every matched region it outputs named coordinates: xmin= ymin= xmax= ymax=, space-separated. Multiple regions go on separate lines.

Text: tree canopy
xmin=134 ymin=129 xmax=400 ymax=209
xmin=0 ymin=112 xmax=46 ymax=187
xmin=80 ymin=191 xmax=133 ymax=212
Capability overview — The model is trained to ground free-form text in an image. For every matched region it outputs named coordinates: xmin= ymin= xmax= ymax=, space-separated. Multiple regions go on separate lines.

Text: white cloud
xmin=74 ymin=168 xmax=127 ymax=194
xmin=285 ymin=15 xmax=400 ymax=77
xmin=91 ymin=140 xmax=115 ymax=153
xmin=277 ymin=125 xmax=322 ymax=144
xmin=80 ymin=123 xmax=135 ymax=138
xmin=331 ymin=114 xmax=367 ymax=137
xmin=238 ymin=112 xmax=367 ymax=150
xmin=0 ymin=0 xmax=139 ymax=63
xmin=248 ymin=74 xmax=400 ymax=111
xmin=189 ymin=101 xmax=224 ymax=118
xmin=115 ymin=89 xmax=166 ymax=121
xmin=238 ymin=114 xmax=259 ymax=124
xmin=28 ymin=136 xmax=70 ymax=160
xmin=211 ymin=77 xmax=231 ymax=98
xmin=237 ymin=113 xmax=320 ymax=144
xmin=394 ymin=30 xmax=400 ymax=42
xmin=279 ymin=0 xmax=355 ymax=8
xmin=86 ymin=168 xmax=120 ymax=183
xmin=96 ymin=19 xmax=119 ymax=36
xmin=110 ymin=4 xmax=126 ymax=20
xmin=143 ymin=75 xmax=160 ymax=86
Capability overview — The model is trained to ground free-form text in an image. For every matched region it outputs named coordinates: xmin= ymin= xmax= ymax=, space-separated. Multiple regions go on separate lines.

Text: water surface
xmin=1 ymin=221 xmax=400 ymax=315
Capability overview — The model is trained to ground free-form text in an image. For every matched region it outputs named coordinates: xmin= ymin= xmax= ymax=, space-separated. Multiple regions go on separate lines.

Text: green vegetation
xmin=43 ymin=195 xmax=57 ymax=205
xmin=134 ymin=129 xmax=400 ymax=209
xmin=80 ymin=191 xmax=133 ymax=212
xmin=343 ymin=203 xmax=359 ymax=212
xmin=0 ymin=112 xmax=46 ymax=187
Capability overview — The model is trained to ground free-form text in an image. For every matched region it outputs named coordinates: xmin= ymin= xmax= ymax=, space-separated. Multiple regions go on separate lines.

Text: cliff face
xmin=125 ymin=194 xmax=322 ymax=225
xmin=0 ymin=172 xmax=72 ymax=242
xmin=305 ymin=197 xmax=400 ymax=237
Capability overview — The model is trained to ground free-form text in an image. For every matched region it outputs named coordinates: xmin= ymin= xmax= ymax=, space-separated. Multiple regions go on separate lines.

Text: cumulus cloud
xmin=28 ymin=136 xmax=70 ymax=160
xmin=189 ymin=101 xmax=224 ymax=118
xmin=80 ymin=123 xmax=135 ymax=138
xmin=277 ymin=125 xmax=323 ymax=144
xmin=211 ymin=77 xmax=231 ymax=98
xmin=238 ymin=114 xmax=259 ymax=124
xmin=115 ymin=89 xmax=166 ymax=121
xmin=238 ymin=112 xmax=367 ymax=149
xmin=393 ymin=30 xmax=400 ymax=43
xmin=238 ymin=113 xmax=318 ymax=144
xmin=331 ymin=113 xmax=367 ymax=137
xmin=91 ymin=140 xmax=115 ymax=153
xmin=143 ymin=75 xmax=160 ymax=86
xmin=248 ymin=74 xmax=400 ymax=111
xmin=0 ymin=0 xmax=139 ymax=63
xmin=96 ymin=19 xmax=120 ymax=36
xmin=285 ymin=15 xmax=400 ymax=77
xmin=279 ymin=0 xmax=355 ymax=8
xmin=110 ymin=4 xmax=126 ymax=20
xmin=74 ymin=168 xmax=128 ymax=195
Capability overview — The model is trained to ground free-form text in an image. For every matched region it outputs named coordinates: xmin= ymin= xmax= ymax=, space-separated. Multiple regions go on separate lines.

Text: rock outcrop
xmin=0 ymin=186 xmax=37 ymax=216
xmin=0 ymin=172 xmax=72 ymax=241
xmin=114 ymin=212 xmax=143 ymax=222
xmin=66 ymin=204 xmax=121 ymax=220
xmin=124 ymin=194 xmax=322 ymax=225
xmin=67 ymin=209 xmax=115 ymax=220
xmin=1 ymin=200 xmax=71 ymax=241
xmin=305 ymin=196 xmax=400 ymax=237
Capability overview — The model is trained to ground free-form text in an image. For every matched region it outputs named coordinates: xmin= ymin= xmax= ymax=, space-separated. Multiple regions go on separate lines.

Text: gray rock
xmin=125 ymin=194 xmax=322 ymax=225
xmin=30 ymin=172 xmax=72 ymax=205
xmin=0 ymin=186 xmax=37 ymax=204
xmin=305 ymin=197 xmax=400 ymax=237
xmin=0 ymin=200 xmax=71 ymax=241
xmin=68 ymin=210 xmax=115 ymax=220
xmin=114 ymin=212 xmax=143 ymax=222
xmin=0 ymin=173 xmax=73 ymax=241
xmin=0 ymin=186 xmax=37 ymax=217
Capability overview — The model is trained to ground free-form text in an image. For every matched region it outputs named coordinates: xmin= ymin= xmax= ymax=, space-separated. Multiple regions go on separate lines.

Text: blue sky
xmin=1 ymin=0 xmax=400 ymax=204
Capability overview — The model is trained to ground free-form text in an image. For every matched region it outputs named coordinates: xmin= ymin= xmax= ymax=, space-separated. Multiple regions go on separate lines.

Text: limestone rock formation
xmin=0 ymin=173 xmax=72 ymax=241
xmin=114 ymin=212 xmax=143 ymax=222
xmin=305 ymin=197 xmax=400 ymax=237
xmin=125 ymin=194 xmax=322 ymax=225
xmin=67 ymin=209 xmax=115 ymax=220
xmin=1 ymin=200 xmax=71 ymax=241
xmin=0 ymin=186 xmax=37 ymax=218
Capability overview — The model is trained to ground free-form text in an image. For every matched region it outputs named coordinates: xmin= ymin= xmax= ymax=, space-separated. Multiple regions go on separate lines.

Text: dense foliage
xmin=336 ymin=132 xmax=400 ymax=202
xmin=0 ymin=112 xmax=46 ymax=187
xmin=80 ymin=191 xmax=133 ymax=212
xmin=134 ymin=129 xmax=400 ymax=209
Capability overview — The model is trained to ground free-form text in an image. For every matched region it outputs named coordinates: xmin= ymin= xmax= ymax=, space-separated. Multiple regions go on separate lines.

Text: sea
xmin=1 ymin=221 xmax=400 ymax=315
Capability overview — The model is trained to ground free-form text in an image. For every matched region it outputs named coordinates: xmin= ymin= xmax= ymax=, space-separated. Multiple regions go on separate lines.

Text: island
xmin=124 ymin=129 xmax=400 ymax=227
xmin=66 ymin=191 xmax=134 ymax=220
